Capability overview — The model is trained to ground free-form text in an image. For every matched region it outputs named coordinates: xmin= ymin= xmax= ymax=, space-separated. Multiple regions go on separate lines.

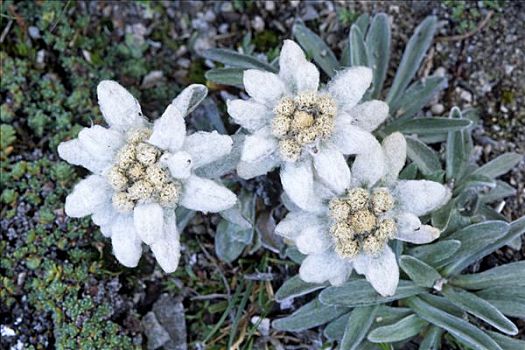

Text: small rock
xmin=504 ymin=64 xmax=515 ymax=75
xmin=36 ymin=50 xmax=46 ymax=68
xmin=457 ymin=88 xmax=472 ymax=103
xmin=500 ymin=105 xmax=508 ymax=113
xmin=434 ymin=67 xmax=446 ymax=77
xmin=141 ymin=71 xmax=165 ymax=89
xmin=141 ymin=312 xmax=171 ymax=350
xmin=265 ymin=1 xmax=275 ymax=11
xmin=220 ymin=2 xmax=233 ymax=12
xmin=251 ymin=16 xmax=265 ymax=32
xmin=153 ymin=294 xmax=187 ymax=350
xmin=251 ymin=316 xmax=270 ymax=336
xmin=431 ymin=103 xmax=445 ymax=115
xmin=28 ymin=26 xmax=40 ymax=39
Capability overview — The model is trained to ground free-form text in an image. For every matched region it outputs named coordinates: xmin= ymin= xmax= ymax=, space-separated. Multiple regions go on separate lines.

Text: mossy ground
xmin=1 ymin=1 xmax=523 ymax=349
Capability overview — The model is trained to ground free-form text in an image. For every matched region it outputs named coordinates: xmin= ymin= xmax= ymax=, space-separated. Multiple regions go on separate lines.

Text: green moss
xmin=253 ymin=30 xmax=279 ymax=52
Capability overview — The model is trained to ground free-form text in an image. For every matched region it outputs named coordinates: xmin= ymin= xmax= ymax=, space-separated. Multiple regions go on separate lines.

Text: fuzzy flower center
xmin=328 ymin=187 xmax=396 ymax=258
xmin=106 ymin=129 xmax=181 ymax=213
xmin=271 ymin=92 xmax=337 ymax=162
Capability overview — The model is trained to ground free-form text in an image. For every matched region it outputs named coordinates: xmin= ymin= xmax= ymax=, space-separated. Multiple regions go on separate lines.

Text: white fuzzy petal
xmin=349 ymin=100 xmax=389 ymax=132
xmin=281 ymin=160 xmax=320 ymax=211
xmin=327 ymin=66 xmax=372 ymax=111
xmin=275 ymin=211 xmax=324 ymax=240
xmin=331 ymin=121 xmax=379 ymax=156
xmin=64 ymin=175 xmax=111 ymax=217
xmin=312 ymin=145 xmax=351 ymax=195
xmin=227 ymin=99 xmax=272 ymax=132
xmin=92 ymin=201 xmax=118 ymax=229
xmin=171 ymin=84 xmax=207 ymax=116
xmin=78 ymin=125 xmax=125 ymax=161
xmin=240 ymin=129 xmax=278 ymax=163
xmin=180 ymin=175 xmax=236 ymax=213
xmin=382 ymin=132 xmax=407 ymax=185
xmin=243 ymin=69 xmax=286 ymax=106
xmin=299 ymin=251 xmax=351 ymax=286
xmin=183 ymin=131 xmax=233 ymax=168
xmin=97 ymin=80 xmax=145 ymax=131
xmin=395 ymin=212 xmax=440 ymax=244
xmin=236 ymin=153 xmax=280 ymax=179
xmin=161 ymin=151 xmax=193 ymax=180
xmin=111 ymin=215 xmax=143 ymax=268
xmin=351 ymin=141 xmax=385 ymax=188
xmin=295 ymin=224 xmax=331 ymax=255
xmin=149 ymin=104 xmax=186 ymax=153
xmin=150 ymin=210 xmax=181 ymax=273
xmin=133 ymin=203 xmax=165 ymax=245
xmin=355 ymin=246 xmax=399 ymax=297
xmin=394 ymin=180 xmax=451 ymax=216
xmin=279 ymin=40 xmax=319 ymax=93
xmin=58 ymin=139 xmax=110 ymax=174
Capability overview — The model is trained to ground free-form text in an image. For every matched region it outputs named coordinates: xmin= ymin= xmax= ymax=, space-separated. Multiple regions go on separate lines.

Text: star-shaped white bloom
xmin=275 ymin=132 xmax=451 ymax=296
xmin=58 ymin=81 xmax=236 ymax=272
xmin=227 ymin=40 xmax=389 ymax=211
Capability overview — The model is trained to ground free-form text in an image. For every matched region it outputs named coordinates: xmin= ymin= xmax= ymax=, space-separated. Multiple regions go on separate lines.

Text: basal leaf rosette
xmin=58 ymin=81 xmax=236 ymax=272
xmin=275 ymin=132 xmax=451 ymax=296
xmin=227 ymin=40 xmax=389 ymax=211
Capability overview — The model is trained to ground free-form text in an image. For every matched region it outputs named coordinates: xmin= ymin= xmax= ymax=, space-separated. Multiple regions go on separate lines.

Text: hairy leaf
xmin=419 ymin=326 xmax=443 ymax=350
xmin=366 ymin=13 xmax=391 ymax=98
xmin=488 ymin=331 xmax=525 ymax=350
xmin=205 ymin=68 xmax=244 ymax=87
xmin=405 ymin=136 xmax=443 ymax=176
xmin=215 ymin=219 xmax=253 ymax=263
xmin=387 ymin=117 xmax=472 ymax=135
xmin=446 ymin=107 xmax=468 ymax=180
xmin=319 ymin=280 xmax=425 ymax=307
xmin=399 ymin=255 xmax=442 ymax=288
xmin=409 ymin=240 xmax=461 ymax=266
xmin=292 ymin=22 xmax=339 ymax=77
xmin=407 ymin=296 xmax=503 ymax=350
xmin=272 ymin=299 xmax=348 ymax=332
xmin=324 ymin=306 xmax=412 ymax=341
xmin=394 ymin=76 xmax=447 ymax=119
xmin=340 ymin=306 xmax=379 ymax=350
xmin=368 ymin=314 xmax=427 ymax=343
xmin=349 ymin=25 xmax=368 ymax=67
xmin=387 ymin=16 xmax=437 ymax=108
xmin=441 ymin=286 xmax=518 ymax=335
xmin=440 ymin=221 xmax=509 ymax=276
xmin=471 ymin=153 xmax=523 ymax=179
xmin=274 ymin=275 xmax=327 ymax=302
xmin=450 ymin=261 xmax=525 ymax=290
xmin=202 ymin=48 xmax=277 ymax=72
xmin=479 ymin=180 xmax=516 ymax=203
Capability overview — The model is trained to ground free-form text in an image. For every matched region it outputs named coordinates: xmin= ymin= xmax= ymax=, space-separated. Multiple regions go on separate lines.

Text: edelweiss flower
xmin=227 ymin=40 xmax=389 ymax=210
xmin=58 ymin=81 xmax=236 ymax=272
xmin=275 ymin=132 xmax=451 ymax=296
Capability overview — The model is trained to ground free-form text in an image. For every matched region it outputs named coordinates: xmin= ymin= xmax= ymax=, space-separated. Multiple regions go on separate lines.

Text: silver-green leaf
xmin=340 ymin=306 xmax=379 ymax=350
xmin=274 ymin=275 xmax=327 ymax=302
xmin=440 ymin=221 xmax=509 ymax=276
xmin=450 ymin=261 xmax=525 ymax=290
xmin=202 ymin=48 xmax=277 ymax=72
xmin=367 ymin=314 xmax=427 ymax=343
xmin=319 ymin=280 xmax=425 ymax=307
xmin=366 ymin=13 xmax=391 ymax=99
xmin=292 ymin=22 xmax=339 ymax=77
xmin=407 ymin=296 xmax=503 ymax=350
xmin=387 ymin=16 xmax=437 ymax=108
xmin=271 ymin=299 xmax=348 ymax=332
xmin=441 ymin=285 xmax=518 ymax=335
xmin=399 ymin=255 xmax=442 ymax=288
xmin=405 ymin=136 xmax=443 ymax=176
